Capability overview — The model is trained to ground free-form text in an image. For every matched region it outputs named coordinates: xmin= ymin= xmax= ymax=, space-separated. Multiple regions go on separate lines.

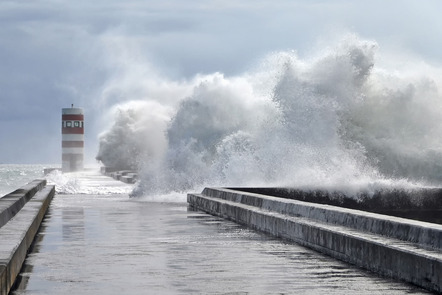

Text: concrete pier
xmin=0 ymin=180 xmax=54 ymax=295
xmin=188 ymin=187 xmax=442 ymax=293
xmin=6 ymin=171 xmax=431 ymax=294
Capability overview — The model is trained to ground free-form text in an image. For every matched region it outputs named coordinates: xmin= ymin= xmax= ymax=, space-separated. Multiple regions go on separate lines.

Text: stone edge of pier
xmin=0 ymin=179 xmax=55 ymax=295
xmin=188 ymin=187 xmax=442 ymax=293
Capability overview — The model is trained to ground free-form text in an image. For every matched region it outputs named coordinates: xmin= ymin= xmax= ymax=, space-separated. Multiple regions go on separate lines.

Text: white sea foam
xmin=96 ymin=34 xmax=442 ymax=198
xmin=46 ymin=169 xmax=133 ymax=195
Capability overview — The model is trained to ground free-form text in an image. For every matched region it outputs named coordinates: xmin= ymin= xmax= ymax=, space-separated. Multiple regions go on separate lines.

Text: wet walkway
xmin=11 ymin=172 xmax=431 ymax=294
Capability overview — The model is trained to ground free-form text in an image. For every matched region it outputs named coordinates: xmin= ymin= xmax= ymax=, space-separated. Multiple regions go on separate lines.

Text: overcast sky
xmin=1 ymin=0 xmax=442 ymax=164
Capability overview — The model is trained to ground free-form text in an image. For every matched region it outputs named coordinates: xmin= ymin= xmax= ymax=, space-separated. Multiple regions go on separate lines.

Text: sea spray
xmin=96 ymin=35 xmax=442 ymax=197
xmin=45 ymin=169 xmax=133 ymax=195
xmin=96 ymin=100 xmax=171 ymax=170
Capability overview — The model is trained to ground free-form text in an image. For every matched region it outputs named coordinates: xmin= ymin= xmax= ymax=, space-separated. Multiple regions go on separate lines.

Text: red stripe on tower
xmin=62 ymin=105 xmax=84 ymax=172
xmin=62 ymin=114 xmax=84 ymax=121
xmin=61 ymin=128 xmax=85 ymax=134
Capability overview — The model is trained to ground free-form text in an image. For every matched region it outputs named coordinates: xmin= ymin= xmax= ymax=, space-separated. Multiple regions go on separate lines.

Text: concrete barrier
xmin=43 ymin=168 xmax=61 ymax=175
xmin=236 ymin=187 xmax=442 ymax=224
xmin=188 ymin=187 xmax=442 ymax=293
xmin=0 ymin=180 xmax=46 ymax=229
xmin=120 ymin=173 xmax=138 ymax=184
xmin=100 ymin=166 xmax=119 ymax=174
xmin=0 ymin=180 xmax=55 ymax=295
xmin=100 ymin=167 xmax=138 ymax=184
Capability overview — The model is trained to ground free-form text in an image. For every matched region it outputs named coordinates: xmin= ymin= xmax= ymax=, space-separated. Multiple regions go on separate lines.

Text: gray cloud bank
xmin=1 ymin=0 xmax=442 ymax=163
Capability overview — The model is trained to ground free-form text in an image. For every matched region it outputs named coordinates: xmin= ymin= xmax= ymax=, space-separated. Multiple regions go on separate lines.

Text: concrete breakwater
xmin=188 ymin=187 xmax=442 ymax=293
xmin=237 ymin=187 xmax=442 ymax=224
xmin=100 ymin=167 xmax=138 ymax=184
xmin=0 ymin=179 xmax=55 ymax=295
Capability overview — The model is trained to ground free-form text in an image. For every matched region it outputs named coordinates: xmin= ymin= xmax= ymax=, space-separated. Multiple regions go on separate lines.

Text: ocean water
xmin=0 ymin=164 xmax=50 ymax=196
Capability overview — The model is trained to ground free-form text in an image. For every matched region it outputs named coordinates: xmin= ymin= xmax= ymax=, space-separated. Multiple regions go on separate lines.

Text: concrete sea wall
xmin=237 ymin=187 xmax=442 ymax=224
xmin=0 ymin=179 xmax=55 ymax=295
xmin=188 ymin=187 xmax=442 ymax=293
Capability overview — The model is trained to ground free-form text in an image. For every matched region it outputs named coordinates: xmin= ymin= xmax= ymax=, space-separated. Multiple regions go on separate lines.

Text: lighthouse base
xmin=62 ymin=154 xmax=83 ymax=172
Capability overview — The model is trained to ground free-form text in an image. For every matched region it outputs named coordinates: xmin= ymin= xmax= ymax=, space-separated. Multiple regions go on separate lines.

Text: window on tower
xmin=63 ymin=120 xmax=83 ymax=128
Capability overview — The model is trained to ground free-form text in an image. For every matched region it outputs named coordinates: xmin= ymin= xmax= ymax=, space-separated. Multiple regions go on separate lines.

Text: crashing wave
xmin=96 ymin=34 xmax=442 ymax=197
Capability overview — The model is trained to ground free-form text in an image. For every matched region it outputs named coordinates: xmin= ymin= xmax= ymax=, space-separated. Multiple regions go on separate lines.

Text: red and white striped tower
xmin=62 ymin=105 xmax=84 ymax=172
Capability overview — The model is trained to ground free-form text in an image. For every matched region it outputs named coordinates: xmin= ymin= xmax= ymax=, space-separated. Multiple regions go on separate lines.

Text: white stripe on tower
xmin=62 ymin=134 xmax=84 ymax=141
xmin=62 ymin=147 xmax=84 ymax=154
xmin=62 ymin=106 xmax=84 ymax=172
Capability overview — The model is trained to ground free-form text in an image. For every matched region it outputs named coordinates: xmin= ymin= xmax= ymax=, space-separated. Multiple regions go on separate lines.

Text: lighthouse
xmin=62 ymin=105 xmax=84 ymax=172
